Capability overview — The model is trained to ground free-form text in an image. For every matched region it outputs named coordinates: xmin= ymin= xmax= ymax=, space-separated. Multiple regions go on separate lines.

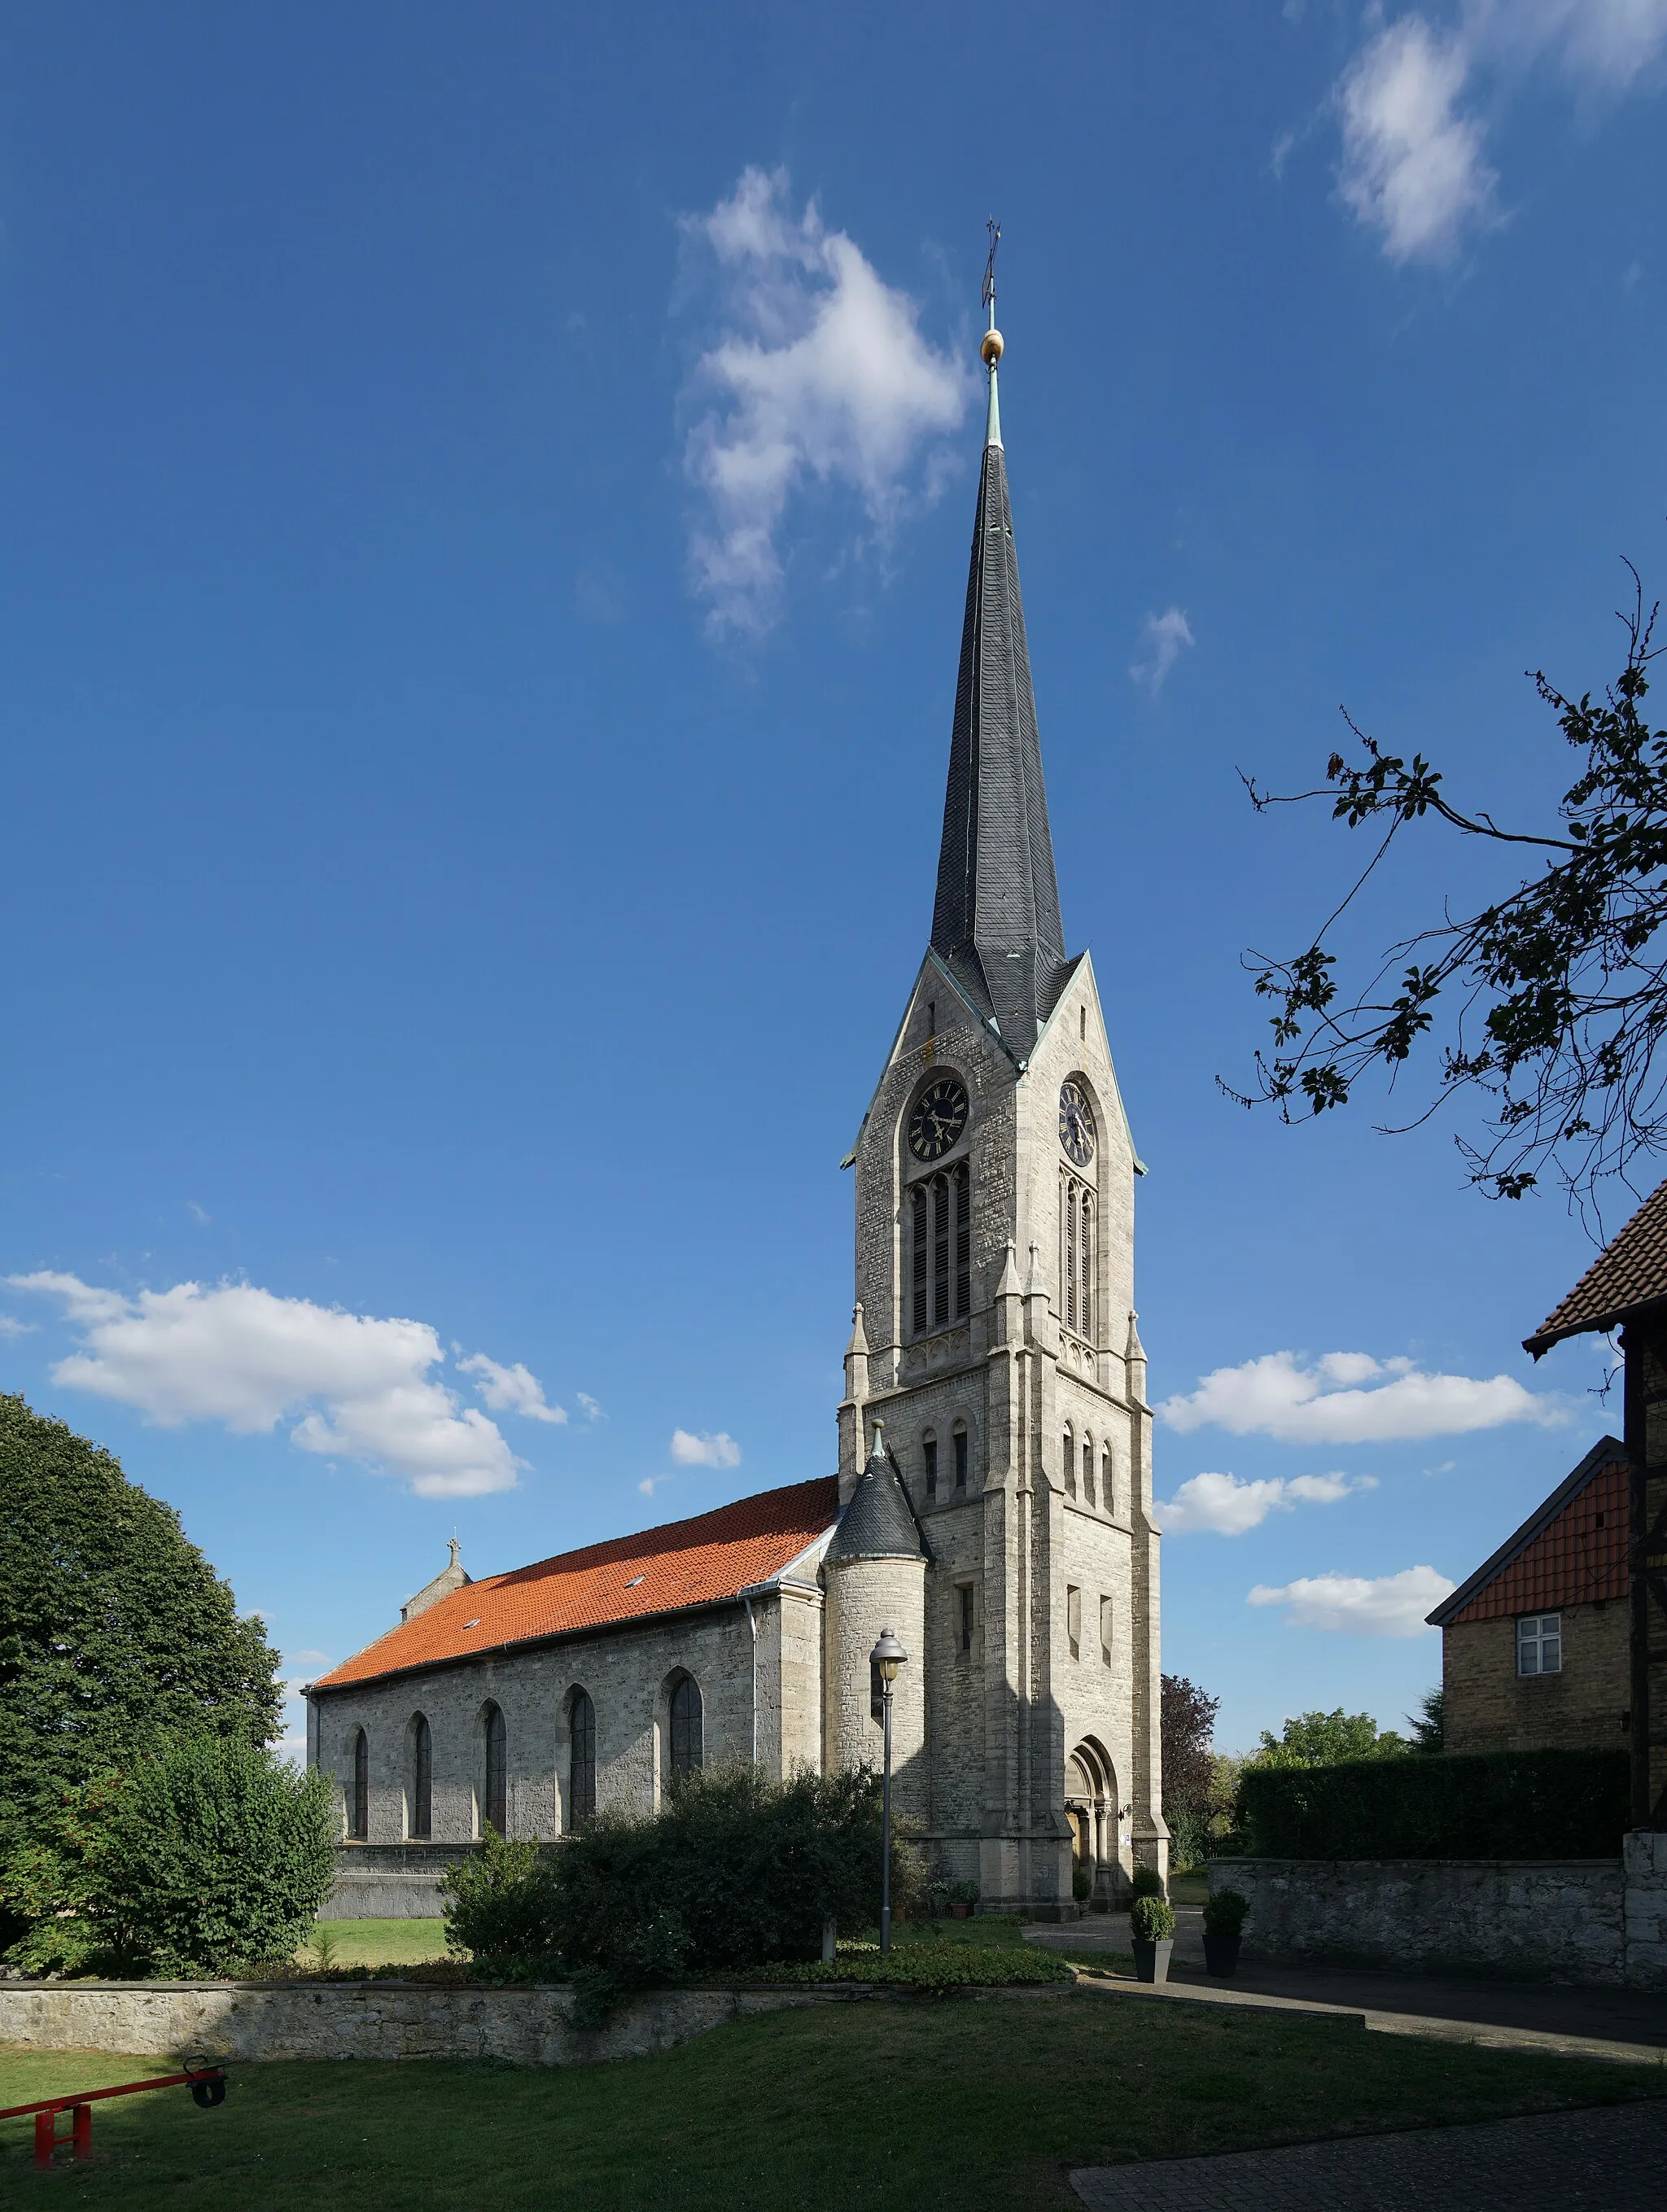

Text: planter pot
xmin=950 ymin=1901 xmax=972 ymax=1920
xmin=1131 ymin=1939 xmax=1173 ymax=1986
xmin=1202 ymin=1934 xmax=1241 ymax=1978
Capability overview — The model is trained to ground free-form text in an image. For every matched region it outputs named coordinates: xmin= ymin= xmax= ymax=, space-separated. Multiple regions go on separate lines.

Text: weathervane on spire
xmin=979 ymin=220 xmax=1004 ymax=446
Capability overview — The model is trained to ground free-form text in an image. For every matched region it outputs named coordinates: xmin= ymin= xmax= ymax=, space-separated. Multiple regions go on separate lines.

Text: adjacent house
xmin=1428 ymin=1437 xmax=1630 ymax=1755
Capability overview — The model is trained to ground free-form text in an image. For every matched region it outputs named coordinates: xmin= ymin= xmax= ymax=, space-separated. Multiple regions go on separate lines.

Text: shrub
xmin=1165 ymin=1808 xmax=1210 ymax=1873
xmin=68 ymin=1736 xmax=335 ymax=1977
xmin=547 ymin=1765 xmax=909 ymax=1981
xmin=1130 ymin=1895 xmax=1175 ymax=1942
xmin=744 ymin=1943 xmax=1073 ymax=1990
xmin=1232 ymin=1746 xmax=1629 ymax=1860
xmin=440 ymin=1826 xmax=552 ymax=1968
xmin=1128 ymin=1865 xmax=1165 ymax=1903
xmin=1072 ymin=1863 xmax=1093 ymax=1901
xmin=1201 ymin=1887 xmax=1248 ymax=1938
xmin=950 ymin=1878 xmax=980 ymax=1905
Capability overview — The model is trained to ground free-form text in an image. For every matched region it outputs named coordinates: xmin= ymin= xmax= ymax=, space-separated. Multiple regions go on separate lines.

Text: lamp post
xmin=870 ymin=1628 xmax=907 ymax=1953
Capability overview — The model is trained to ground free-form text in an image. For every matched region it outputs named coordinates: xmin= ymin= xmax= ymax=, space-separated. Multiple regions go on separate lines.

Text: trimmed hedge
xmin=1230 ymin=1746 xmax=1629 ymax=1860
xmin=743 ymin=1943 xmax=1074 ymax=1990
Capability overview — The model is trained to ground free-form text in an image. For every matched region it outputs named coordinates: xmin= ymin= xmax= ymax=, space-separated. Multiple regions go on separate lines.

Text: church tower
xmin=830 ymin=258 xmax=1165 ymax=1914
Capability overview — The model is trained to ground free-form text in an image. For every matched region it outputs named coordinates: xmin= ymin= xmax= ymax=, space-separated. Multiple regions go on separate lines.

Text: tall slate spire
xmin=930 ymin=246 xmax=1068 ymax=1051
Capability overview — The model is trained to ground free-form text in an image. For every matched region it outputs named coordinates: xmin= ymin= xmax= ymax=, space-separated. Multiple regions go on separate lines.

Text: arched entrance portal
xmin=1065 ymin=1738 xmax=1118 ymax=1906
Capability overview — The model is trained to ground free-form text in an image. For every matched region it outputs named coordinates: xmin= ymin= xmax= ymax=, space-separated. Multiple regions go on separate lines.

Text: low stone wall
xmin=1210 ymin=1829 xmax=1667 ymax=1990
xmin=0 ymin=1979 xmax=816 ymax=2066
xmin=322 ymin=1843 xmax=472 ymax=1921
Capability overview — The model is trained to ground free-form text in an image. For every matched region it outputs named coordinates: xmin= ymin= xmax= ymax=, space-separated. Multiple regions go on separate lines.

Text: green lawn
xmin=3 ymin=1991 xmax=1658 ymax=2210
xmin=303 ymin=1920 xmax=452 ymax=1969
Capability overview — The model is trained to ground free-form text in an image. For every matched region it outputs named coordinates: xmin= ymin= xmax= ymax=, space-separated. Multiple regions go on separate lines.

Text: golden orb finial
xmin=981 ymin=327 xmax=1004 ymax=367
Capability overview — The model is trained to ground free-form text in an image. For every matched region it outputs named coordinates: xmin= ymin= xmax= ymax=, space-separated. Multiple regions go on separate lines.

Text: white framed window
xmin=1517 ymin=1614 xmax=1562 ymax=1676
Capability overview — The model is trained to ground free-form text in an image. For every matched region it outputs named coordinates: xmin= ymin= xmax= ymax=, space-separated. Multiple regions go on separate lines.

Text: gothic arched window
xmin=409 ymin=1714 xmax=432 ymax=1839
xmin=569 ymin=1689 xmax=597 ymax=1824
xmin=1083 ymin=1437 xmax=1096 ymax=1507
xmin=482 ymin=1703 xmax=508 ymax=1836
xmin=911 ymin=1162 xmax=970 ymax=1335
xmin=1059 ymin=1170 xmax=1096 ymax=1342
xmin=1102 ymin=1445 xmax=1114 ymax=1517
xmin=669 ymin=1675 xmax=703 ymax=1778
xmin=349 ymin=1728 xmax=369 ymax=1841
xmin=1063 ymin=1424 xmax=1078 ymax=1498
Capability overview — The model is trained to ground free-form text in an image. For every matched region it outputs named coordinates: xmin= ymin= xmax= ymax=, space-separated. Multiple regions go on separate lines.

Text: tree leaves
xmin=1228 ymin=571 xmax=1667 ymax=1214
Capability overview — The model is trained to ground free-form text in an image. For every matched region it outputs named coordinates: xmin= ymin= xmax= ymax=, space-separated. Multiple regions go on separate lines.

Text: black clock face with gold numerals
xmin=1059 ymin=1078 xmax=1097 ymax=1167
xmin=908 ymin=1076 xmax=969 ymax=1162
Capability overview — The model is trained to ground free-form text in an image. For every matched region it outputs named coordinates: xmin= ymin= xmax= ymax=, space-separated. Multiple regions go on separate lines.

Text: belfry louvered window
xmin=1059 ymin=1171 xmax=1096 ymax=1341
xmin=912 ymin=1162 xmax=971 ymax=1335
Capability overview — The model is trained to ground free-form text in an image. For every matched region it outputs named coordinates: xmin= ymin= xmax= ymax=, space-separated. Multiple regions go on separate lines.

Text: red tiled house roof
xmin=1525 ymin=1177 xmax=1667 ymax=1356
xmin=313 ymin=1476 xmax=839 ymax=1692
xmin=1427 ymin=1439 xmax=1630 ymax=1628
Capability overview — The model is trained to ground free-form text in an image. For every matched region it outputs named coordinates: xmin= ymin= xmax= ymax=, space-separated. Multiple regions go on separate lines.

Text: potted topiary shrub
xmin=1128 ymin=1865 xmax=1165 ymax=1904
xmin=949 ymin=1878 xmax=979 ymax=1920
xmin=1129 ymin=1894 xmax=1175 ymax=1983
xmin=1201 ymin=1888 xmax=1248 ymax=1977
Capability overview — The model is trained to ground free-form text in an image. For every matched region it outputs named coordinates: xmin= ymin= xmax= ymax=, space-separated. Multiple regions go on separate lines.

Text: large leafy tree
xmin=0 ymin=1394 xmax=282 ymax=1946
xmin=1231 ymin=575 xmax=1666 ymax=1215
xmin=1253 ymin=1709 xmax=1408 ymax=1767
xmin=1160 ymin=1673 xmax=1221 ymax=1817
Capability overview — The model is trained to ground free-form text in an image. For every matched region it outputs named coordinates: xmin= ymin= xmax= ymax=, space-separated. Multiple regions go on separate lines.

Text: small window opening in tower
xmin=958 ymin=1583 xmax=974 ymax=1655
xmin=1102 ymin=1445 xmax=1113 ymax=1516
xmin=953 ymin=1424 xmax=968 ymax=1490
xmin=923 ymin=1432 xmax=939 ymax=1500
xmin=1079 ymin=1006 xmax=1086 ymax=1041
xmin=1083 ymin=1440 xmax=1095 ymax=1507
xmin=1063 ymin=1426 xmax=1077 ymax=1497
xmin=928 ymin=999 xmax=936 ymax=1037
xmin=1100 ymin=1594 xmax=1114 ymax=1667
xmin=1067 ymin=1584 xmax=1082 ymax=1661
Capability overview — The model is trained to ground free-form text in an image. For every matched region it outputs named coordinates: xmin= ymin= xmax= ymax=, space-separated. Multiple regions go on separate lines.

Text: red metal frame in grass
xmin=0 ymin=2057 xmax=228 ymax=2168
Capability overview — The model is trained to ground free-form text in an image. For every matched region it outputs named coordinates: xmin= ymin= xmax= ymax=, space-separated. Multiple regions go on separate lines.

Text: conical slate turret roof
xmin=930 ymin=347 xmax=1069 ymax=1051
xmin=827 ymin=1427 xmax=928 ymax=1563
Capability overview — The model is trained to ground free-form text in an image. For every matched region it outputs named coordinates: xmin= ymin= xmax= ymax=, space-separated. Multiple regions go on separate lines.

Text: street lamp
xmin=870 ymin=1627 xmax=908 ymax=1954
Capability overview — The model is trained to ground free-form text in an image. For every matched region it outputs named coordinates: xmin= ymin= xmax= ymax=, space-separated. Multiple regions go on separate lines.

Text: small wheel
xmin=190 ymin=2077 xmax=227 ymax=2108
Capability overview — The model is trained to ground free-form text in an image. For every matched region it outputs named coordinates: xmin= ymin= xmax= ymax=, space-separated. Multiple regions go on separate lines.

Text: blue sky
xmin=2 ymin=2 xmax=1664 ymax=1757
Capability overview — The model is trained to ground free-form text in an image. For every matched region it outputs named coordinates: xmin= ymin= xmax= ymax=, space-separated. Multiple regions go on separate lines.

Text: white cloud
xmin=457 ymin=1353 xmax=567 ymax=1426
xmin=1332 ymin=4 xmax=1667 ymax=264
xmin=0 ymin=1313 xmax=34 ymax=1338
xmin=1130 ymin=607 xmax=1195 ymax=697
xmin=8 ymin=1272 xmax=526 ymax=1498
xmin=638 ymin=1474 xmax=673 ymax=1498
xmin=679 ymin=168 xmax=972 ymax=638
xmin=576 ymin=1392 xmax=604 ymax=1423
xmin=670 ymin=1428 xmax=742 ymax=1469
xmin=1154 ymin=1468 xmax=1376 ymax=1536
xmin=1248 ymin=1564 xmax=1455 ymax=1635
xmin=1338 ymin=17 xmax=1498 ymax=264
xmin=1158 ymin=1349 xmax=1564 ymax=1445
xmin=186 ymin=1200 xmax=212 ymax=1224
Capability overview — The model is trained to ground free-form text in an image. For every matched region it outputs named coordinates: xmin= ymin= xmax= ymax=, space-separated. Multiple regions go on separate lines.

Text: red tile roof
xmin=313 ymin=1477 xmax=839 ymax=1691
xmin=1429 ymin=1442 xmax=1630 ymax=1628
xmin=1525 ymin=1176 xmax=1667 ymax=1356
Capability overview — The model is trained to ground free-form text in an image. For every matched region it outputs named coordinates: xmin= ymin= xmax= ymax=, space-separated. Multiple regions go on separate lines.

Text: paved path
xmin=1026 ymin=1915 xmax=1667 ymax=2066
xmin=1070 ymin=2099 xmax=1667 ymax=2210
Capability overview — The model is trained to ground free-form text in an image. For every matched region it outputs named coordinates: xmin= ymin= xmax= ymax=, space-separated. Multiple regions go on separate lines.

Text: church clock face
xmin=1059 ymin=1079 xmax=1096 ymax=1167
xmin=908 ymin=1076 xmax=969 ymax=1163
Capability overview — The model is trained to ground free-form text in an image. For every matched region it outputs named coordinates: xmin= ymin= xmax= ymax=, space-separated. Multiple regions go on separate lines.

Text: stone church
xmin=308 ymin=311 xmax=1166 ymax=1918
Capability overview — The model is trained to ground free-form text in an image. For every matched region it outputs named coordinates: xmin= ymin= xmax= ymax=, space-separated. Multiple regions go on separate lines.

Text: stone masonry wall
xmin=1210 ymin=1847 xmax=1667 ymax=1989
xmin=1444 ymin=1602 xmax=1630 ymax=1756
xmin=0 ymin=1980 xmax=816 ymax=2066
